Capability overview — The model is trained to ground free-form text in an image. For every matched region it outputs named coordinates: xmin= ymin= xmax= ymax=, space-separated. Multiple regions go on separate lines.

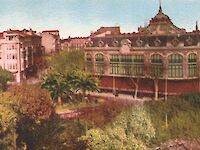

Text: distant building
xmin=60 ymin=27 xmax=121 ymax=50
xmin=90 ymin=26 xmax=121 ymax=37
xmin=85 ymin=4 xmax=200 ymax=97
xmin=61 ymin=37 xmax=89 ymax=50
xmin=0 ymin=29 xmax=42 ymax=82
xmin=41 ymin=30 xmax=60 ymax=54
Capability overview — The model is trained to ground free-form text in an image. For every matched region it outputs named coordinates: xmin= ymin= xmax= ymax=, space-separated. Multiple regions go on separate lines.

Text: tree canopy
xmin=41 ymin=70 xmax=99 ymax=103
xmin=47 ymin=49 xmax=85 ymax=74
xmin=0 ymin=92 xmax=18 ymax=149
xmin=0 ymin=68 xmax=14 ymax=91
xmin=10 ymin=84 xmax=53 ymax=120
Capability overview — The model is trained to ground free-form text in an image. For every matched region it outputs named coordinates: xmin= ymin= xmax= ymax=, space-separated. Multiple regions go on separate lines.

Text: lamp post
xmin=12 ymin=118 xmax=17 ymax=150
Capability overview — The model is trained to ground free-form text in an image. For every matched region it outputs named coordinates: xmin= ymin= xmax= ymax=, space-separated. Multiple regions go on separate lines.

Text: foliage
xmin=41 ymin=73 xmax=72 ymax=102
xmin=17 ymin=116 xmax=85 ymax=150
xmin=80 ymin=106 xmax=155 ymax=150
xmin=48 ymin=49 xmax=85 ymax=74
xmin=10 ymin=84 xmax=53 ymax=120
xmin=6 ymin=84 xmax=54 ymax=149
xmin=0 ymin=68 xmax=14 ymax=91
xmin=0 ymin=92 xmax=18 ymax=149
xmin=145 ymin=93 xmax=200 ymax=146
xmin=67 ymin=70 xmax=99 ymax=96
xmin=41 ymin=70 xmax=99 ymax=103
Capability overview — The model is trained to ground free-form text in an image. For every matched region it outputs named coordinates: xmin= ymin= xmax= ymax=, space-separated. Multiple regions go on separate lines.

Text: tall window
xmin=110 ymin=55 xmax=120 ymax=74
xmin=188 ymin=53 xmax=197 ymax=77
xmin=120 ymin=55 xmax=132 ymax=75
xmin=95 ymin=53 xmax=104 ymax=74
xmin=86 ymin=53 xmax=93 ymax=73
xmin=132 ymin=55 xmax=144 ymax=76
xmin=110 ymin=55 xmax=144 ymax=76
xmin=168 ymin=54 xmax=183 ymax=78
xmin=151 ymin=54 xmax=163 ymax=77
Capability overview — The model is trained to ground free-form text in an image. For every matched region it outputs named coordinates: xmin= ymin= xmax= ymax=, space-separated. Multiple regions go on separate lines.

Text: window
xmin=86 ymin=53 xmax=93 ymax=72
xmin=168 ymin=54 xmax=183 ymax=78
xmin=151 ymin=54 xmax=163 ymax=77
xmin=110 ymin=55 xmax=120 ymax=74
xmin=95 ymin=53 xmax=104 ymax=74
xmin=8 ymin=36 xmax=13 ymax=41
xmin=132 ymin=55 xmax=144 ymax=76
xmin=120 ymin=55 xmax=132 ymax=75
xmin=188 ymin=53 xmax=197 ymax=77
xmin=110 ymin=55 xmax=144 ymax=76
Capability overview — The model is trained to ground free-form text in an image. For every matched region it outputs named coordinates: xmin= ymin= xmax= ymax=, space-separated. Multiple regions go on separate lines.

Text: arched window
xmin=86 ymin=53 xmax=93 ymax=72
xmin=95 ymin=53 xmax=104 ymax=74
xmin=168 ymin=54 xmax=183 ymax=78
xmin=188 ymin=53 xmax=197 ymax=77
xmin=151 ymin=54 xmax=163 ymax=77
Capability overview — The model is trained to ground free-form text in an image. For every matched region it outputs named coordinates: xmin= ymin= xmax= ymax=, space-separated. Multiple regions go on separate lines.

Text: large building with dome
xmin=84 ymin=4 xmax=200 ymax=98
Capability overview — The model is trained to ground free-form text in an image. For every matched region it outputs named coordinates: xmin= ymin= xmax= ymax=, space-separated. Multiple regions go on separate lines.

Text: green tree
xmin=10 ymin=84 xmax=53 ymax=120
xmin=41 ymin=73 xmax=72 ymax=104
xmin=27 ymin=117 xmax=85 ymax=150
xmin=48 ymin=49 xmax=85 ymax=74
xmin=69 ymin=71 xmax=99 ymax=97
xmin=80 ymin=106 xmax=155 ymax=150
xmin=0 ymin=92 xmax=18 ymax=149
xmin=150 ymin=66 xmax=164 ymax=100
xmin=0 ymin=68 xmax=14 ymax=91
xmin=8 ymin=84 xmax=54 ymax=149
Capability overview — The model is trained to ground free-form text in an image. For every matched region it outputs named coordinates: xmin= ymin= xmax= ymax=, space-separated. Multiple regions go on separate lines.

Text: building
xmin=0 ymin=29 xmax=42 ymax=82
xmin=61 ymin=37 xmax=89 ymax=50
xmin=60 ymin=26 xmax=121 ymax=50
xmin=41 ymin=30 xmax=60 ymax=54
xmin=90 ymin=26 xmax=121 ymax=37
xmin=85 ymin=5 xmax=200 ymax=98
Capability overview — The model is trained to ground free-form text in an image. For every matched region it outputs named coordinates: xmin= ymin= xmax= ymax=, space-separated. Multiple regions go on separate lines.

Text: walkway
xmin=90 ymin=92 xmax=152 ymax=102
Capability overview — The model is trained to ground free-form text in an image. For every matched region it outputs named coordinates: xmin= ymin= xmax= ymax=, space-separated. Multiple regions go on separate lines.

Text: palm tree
xmin=70 ymin=71 xmax=99 ymax=98
xmin=41 ymin=73 xmax=72 ymax=104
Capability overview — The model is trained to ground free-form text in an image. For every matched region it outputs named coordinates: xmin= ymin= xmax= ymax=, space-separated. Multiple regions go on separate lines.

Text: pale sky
xmin=0 ymin=0 xmax=200 ymax=38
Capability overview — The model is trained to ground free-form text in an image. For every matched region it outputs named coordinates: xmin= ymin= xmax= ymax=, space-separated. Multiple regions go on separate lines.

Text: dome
xmin=150 ymin=6 xmax=171 ymax=24
xmin=138 ymin=5 xmax=186 ymax=35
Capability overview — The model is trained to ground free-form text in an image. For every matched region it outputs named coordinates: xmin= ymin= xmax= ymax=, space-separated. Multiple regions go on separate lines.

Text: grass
xmin=55 ymin=98 xmax=105 ymax=113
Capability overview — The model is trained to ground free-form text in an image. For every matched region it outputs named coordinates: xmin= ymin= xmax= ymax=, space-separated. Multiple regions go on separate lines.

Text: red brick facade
xmin=99 ymin=76 xmax=199 ymax=96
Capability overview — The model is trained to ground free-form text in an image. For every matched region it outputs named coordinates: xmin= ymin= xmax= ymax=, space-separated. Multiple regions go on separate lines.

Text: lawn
xmin=55 ymin=98 xmax=105 ymax=113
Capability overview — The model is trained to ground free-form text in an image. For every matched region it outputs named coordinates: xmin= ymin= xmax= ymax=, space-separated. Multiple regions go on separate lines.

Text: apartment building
xmin=61 ymin=37 xmax=89 ymax=50
xmin=41 ymin=30 xmax=61 ymax=54
xmin=0 ymin=29 xmax=42 ymax=82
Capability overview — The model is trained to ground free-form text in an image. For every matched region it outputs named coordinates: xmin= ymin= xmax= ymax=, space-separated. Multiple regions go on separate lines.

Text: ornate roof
xmin=87 ymin=33 xmax=200 ymax=48
xmin=138 ymin=5 xmax=186 ymax=35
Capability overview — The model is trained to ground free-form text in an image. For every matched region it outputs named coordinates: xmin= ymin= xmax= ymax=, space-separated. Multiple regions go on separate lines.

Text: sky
xmin=0 ymin=0 xmax=200 ymax=38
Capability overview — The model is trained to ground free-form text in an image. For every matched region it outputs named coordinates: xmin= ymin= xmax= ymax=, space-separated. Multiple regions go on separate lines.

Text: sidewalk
xmin=89 ymin=92 xmax=152 ymax=102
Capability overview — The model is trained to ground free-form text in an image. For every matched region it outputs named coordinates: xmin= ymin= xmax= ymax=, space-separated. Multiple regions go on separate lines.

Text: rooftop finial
xmin=159 ymin=0 xmax=162 ymax=13
xmin=196 ymin=20 xmax=199 ymax=31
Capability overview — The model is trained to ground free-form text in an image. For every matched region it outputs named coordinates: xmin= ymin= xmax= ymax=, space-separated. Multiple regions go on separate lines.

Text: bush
xmin=80 ymin=106 xmax=155 ymax=150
